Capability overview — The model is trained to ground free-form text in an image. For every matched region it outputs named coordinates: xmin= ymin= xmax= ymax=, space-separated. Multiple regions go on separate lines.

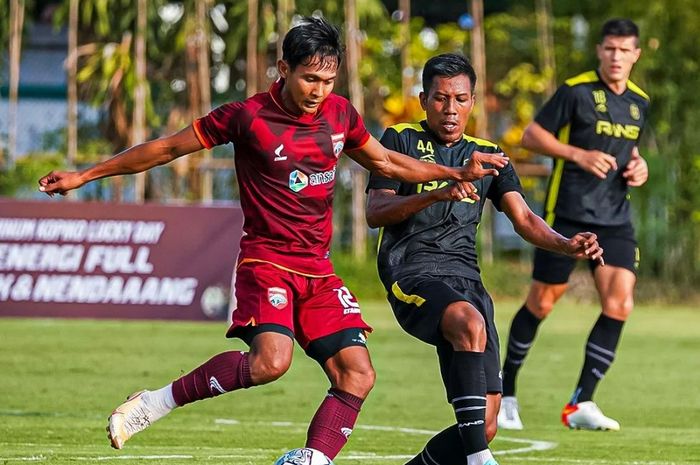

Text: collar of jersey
xmin=269 ymin=78 xmax=321 ymax=123
xmin=594 ymin=69 xmax=632 ymax=97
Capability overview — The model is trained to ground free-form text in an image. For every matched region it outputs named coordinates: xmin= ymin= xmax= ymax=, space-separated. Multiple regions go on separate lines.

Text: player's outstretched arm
xmin=500 ymin=191 xmax=604 ymax=264
xmin=521 ymin=122 xmax=617 ymax=179
xmin=366 ymin=182 xmax=478 ymax=228
xmin=38 ymin=125 xmax=204 ymax=196
xmin=346 ymin=136 xmax=508 ymax=183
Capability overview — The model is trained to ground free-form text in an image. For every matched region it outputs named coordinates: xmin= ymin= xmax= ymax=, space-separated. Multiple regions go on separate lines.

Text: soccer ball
xmin=273 ymin=448 xmax=335 ymax=465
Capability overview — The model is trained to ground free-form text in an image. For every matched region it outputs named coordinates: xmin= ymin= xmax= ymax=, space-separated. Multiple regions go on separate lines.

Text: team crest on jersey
xmin=267 ymin=287 xmax=288 ymax=309
xmin=630 ymin=103 xmax=641 ymax=120
xmin=331 ymin=133 xmax=345 ymax=158
xmin=289 ymin=170 xmax=309 ymax=192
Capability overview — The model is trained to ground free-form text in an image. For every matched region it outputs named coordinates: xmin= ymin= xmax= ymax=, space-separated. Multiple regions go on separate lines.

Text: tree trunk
xmin=197 ymin=0 xmax=213 ymax=202
xmin=276 ymin=0 xmax=294 ymax=61
xmin=66 ymin=0 xmax=78 ymax=168
xmin=399 ymin=0 xmax=411 ymax=102
xmin=132 ymin=0 xmax=147 ymax=202
xmin=469 ymin=0 xmax=492 ymax=263
xmin=8 ymin=0 xmax=25 ymax=167
xmin=536 ymin=0 xmax=557 ymax=97
xmin=246 ymin=0 xmax=259 ymax=97
xmin=345 ymin=0 xmax=367 ymax=261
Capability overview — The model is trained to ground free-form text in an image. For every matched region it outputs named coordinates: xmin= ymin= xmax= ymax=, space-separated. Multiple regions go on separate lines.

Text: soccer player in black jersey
xmin=366 ymin=53 xmax=604 ymax=465
xmin=498 ymin=18 xmax=649 ymax=431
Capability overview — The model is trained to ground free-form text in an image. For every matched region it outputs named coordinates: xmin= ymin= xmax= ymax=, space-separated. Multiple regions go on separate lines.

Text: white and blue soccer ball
xmin=273 ymin=448 xmax=335 ymax=465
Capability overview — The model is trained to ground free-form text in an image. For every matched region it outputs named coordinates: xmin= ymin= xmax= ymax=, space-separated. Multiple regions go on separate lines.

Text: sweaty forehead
xmin=429 ymin=75 xmax=473 ymax=96
xmin=298 ymin=55 xmax=339 ymax=74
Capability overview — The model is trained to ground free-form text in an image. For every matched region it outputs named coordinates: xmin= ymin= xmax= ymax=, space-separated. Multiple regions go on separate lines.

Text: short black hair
xmin=422 ymin=53 xmax=476 ymax=94
xmin=601 ymin=18 xmax=640 ymax=46
xmin=282 ymin=16 xmax=344 ymax=71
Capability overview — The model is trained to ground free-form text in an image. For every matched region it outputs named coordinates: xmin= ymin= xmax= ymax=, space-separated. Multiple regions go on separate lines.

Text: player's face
xmin=277 ymin=56 xmax=338 ymax=115
xmin=596 ymin=35 xmax=641 ymax=85
xmin=420 ymin=75 xmax=475 ymax=146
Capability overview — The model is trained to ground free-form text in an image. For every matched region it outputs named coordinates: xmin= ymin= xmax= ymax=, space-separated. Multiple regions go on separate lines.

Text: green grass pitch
xmin=1 ymin=299 xmax=699 ymax=464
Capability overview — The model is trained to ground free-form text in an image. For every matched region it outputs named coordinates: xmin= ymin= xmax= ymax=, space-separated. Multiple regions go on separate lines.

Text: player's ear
xmin=419 ymin=91 xmax=427 ymax=111
xmin=277 ymin=60 xmax=289 ymax=79
xmin=632 ymin=46 xmax=641 ymax=63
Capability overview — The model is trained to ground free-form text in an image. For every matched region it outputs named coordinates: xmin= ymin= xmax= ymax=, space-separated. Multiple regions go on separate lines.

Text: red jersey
xmin=193 ymin=79 xmax=370 ymax=276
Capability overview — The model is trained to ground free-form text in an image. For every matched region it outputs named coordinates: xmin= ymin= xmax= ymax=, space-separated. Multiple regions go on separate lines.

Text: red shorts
xmin=226 ymin=261 xmax=372 ymax=349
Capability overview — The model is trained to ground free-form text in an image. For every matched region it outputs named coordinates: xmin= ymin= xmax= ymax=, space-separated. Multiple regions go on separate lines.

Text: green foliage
xmin=585 ymin=0 xmax=700 ymax=283
xmin=0 ymin=152 xmax=64 ymax=198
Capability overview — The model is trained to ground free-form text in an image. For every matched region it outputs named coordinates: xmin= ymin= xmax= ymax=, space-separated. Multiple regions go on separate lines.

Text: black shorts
xmin=533 ymin=217 xmax=639 ymax=285
xmin=387 ymin=275 xmax=502 ymax=394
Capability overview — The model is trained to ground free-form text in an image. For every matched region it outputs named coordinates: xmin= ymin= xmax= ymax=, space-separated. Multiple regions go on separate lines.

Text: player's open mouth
xmin=441 ymin=121 xmax=458 ymax=131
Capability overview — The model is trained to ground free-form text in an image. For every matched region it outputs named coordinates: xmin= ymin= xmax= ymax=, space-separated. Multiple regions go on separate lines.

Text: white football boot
xmin=107 ymin=390 xmax=171 ymax=449
xmin=497 ymin=396 xmax=524 ymax=430
xmin=561 ymin=401 xmax=620 ymax=431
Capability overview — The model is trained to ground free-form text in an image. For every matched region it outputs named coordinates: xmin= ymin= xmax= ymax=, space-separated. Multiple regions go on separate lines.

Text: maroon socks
xmin=306 ymin=388 xmax=364 ymax=459
xmin=171 ymin=351 xmax=252 ymax=406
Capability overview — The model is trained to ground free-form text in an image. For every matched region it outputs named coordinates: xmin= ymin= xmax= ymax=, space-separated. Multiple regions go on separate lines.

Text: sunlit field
xmin=2 ymin=299 xmax=699 ymax=464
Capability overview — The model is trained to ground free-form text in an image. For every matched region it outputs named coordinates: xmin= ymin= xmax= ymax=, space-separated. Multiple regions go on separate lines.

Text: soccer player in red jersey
xmin=38 ymin=17 xmax=508 ymax=458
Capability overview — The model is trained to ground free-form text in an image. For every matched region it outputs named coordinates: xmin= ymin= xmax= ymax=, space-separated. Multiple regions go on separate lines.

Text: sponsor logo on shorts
xmin=209 ymin=376 xmax=227 ymax=394
xmin=334 ymin=286 xmax=360 ymax=314
xmin=267 ymin=287 xmax=288 ymax=309
xmin=351 ymin=331 xmax=367 ymax=345
xmin=459 ymin=420 xmax=485 ymax=427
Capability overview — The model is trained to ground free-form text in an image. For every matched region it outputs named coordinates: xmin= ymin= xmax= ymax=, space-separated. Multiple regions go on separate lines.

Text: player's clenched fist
xmin=565 ymin=232 xmax=605 ymax=265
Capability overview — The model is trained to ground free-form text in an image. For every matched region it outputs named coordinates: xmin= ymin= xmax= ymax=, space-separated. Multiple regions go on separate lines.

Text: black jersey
xmin=367 ymin=121 xmax=522 ymax=289
xmin=536 ymin=70 xmax=649 ymax=226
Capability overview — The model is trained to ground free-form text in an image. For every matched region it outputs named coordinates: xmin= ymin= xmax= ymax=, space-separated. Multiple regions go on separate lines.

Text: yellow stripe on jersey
xmin=391 ymin=281 xmax=426 ymax=307
xmin=377 ymin=227 xmax=384 ymax=254
xmin=627 ymin=80 xmax=650 ymax=101
xmin=463 ymin=134 xmax=499 ymax=148
xmin=391 ymin=123 xmax=425 ymax=133
xmin=544 ymin=124 xmax=571 ymax=226
xmin=565 ymin=71 xmax=599 ymax=87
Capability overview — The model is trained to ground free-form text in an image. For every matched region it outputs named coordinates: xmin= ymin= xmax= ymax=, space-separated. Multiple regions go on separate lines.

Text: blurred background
xmin=1 ymin=0 xmax=699 ymax=304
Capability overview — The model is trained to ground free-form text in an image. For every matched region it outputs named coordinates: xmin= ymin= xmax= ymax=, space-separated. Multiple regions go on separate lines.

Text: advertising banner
xmin=0 ymin=199 xmax=243 ymax=320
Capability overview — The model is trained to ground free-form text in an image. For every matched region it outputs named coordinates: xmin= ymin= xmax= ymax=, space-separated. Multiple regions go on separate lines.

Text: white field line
xmin=214 ymin=418 xmax=557 ymax=456
xmin=6 ymin=418 xmax=688 ymax=464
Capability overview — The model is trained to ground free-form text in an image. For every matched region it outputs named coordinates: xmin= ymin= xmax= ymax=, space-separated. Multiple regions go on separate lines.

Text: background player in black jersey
xmin=498 ymin=18 xmax=649 ymax=432
xmin=366 ymin=53 xmax=604 ymax=465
